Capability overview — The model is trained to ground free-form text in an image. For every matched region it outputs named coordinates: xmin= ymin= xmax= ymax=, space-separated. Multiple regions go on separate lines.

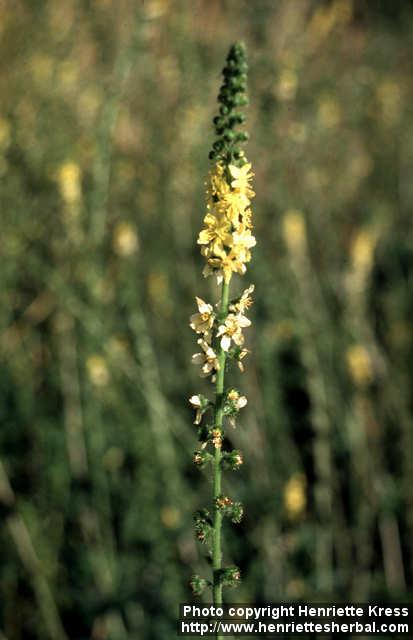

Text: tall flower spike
xmin=198 ymin=42 xmax=256 ymax=286
xmin=189 ymin=43 xmax=255 ymax=626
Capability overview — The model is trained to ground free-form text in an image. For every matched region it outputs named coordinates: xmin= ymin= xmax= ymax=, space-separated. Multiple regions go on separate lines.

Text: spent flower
xmin=192 ymin=339 xmax=220 ymax=378
xmin=189 ymin=394 xmax=210 ymax=424
xmin=190 ymin=297 xmax=215 ymax=335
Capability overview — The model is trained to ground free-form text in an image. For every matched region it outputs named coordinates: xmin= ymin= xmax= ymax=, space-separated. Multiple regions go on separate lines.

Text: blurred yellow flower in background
xmin=350 ymin=229 xmax=377 ymax=273
xmin=113 ymin=222 xmax=139 ymax=257
xmin=284 ymin=473 xmax=307 ymax=518
xmin=142 ymin=0 xmax=170 ymax=20
xmin=346 ymin=344 xmax=373 ymax=387
xmin=58 ymin=61 xmax=79 ymax=92
xmin=160 ymin=505 xmax=180 ymax=529
xmin=282 ymin=210 xmax=307 ymax=255
xmin=86 ymin=355 xmax=110 ymax=387
xmin=57 ymin=162 xmax=82 ymax=206
xmin=277 ymin=69 xmax=298 ymax=101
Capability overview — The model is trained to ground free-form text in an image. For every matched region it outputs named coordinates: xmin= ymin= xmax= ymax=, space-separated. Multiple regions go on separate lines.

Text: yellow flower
xmin=242 ymin=208 xmax=253 ymax=229
xmin=221 ymin=190 xmax=251 ymax=226
xmin=192 ymin=339 xmax=220 ymax=378
xmin=229 ymin=163 xmax=255 ymax=197
xmin=216 ymin=251 xmax=246 ymax=283
xmin=282 ymin=210 xmax=306 ymax=255
xmin=210 ymin=228 xmax=255 ymax=283
xmin=197 ymin=212 xmax=232 ymax=247
xmin=190 ymin=297 xmax=215 ymax=336
xmin=284 ymin=473 xmax=307 ymax=518
xmin=229 ymin=284 xmax=255 ymax=314
xmin=198 ymin=159 xmax=255 ymax=283
xmin=57 ymin=162 xmax=81 ymax=205
xmin=218 ymin=227 xmax=256 ymax=283
xmin=276 ymin=69 xmax=298 ymax=102
xmin=227 ymin=389 xmax=248 ymax=427
xmin=346 ymin=344 xmax=373 ymax=387
xmin=350 ymin=229 xmax=377 ymax=273
xmin=204 ymin=161 xmax=230 ymax=195
xmin=232 ymin=225 xmax=256 ymax=252
xmin=86 ymin=355 xmax=109 ymax=387
xmin=227 ymin=389 xmax=248 ymax=409
xmin=216 ymin=313 xmax=251 ymax=352
xmin=113 ymin=222 xmax=139 ymax=256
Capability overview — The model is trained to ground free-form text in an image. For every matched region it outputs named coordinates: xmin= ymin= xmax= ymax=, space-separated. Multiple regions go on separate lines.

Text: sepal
xmin=189 ymin=575 xmax=211 ymax=596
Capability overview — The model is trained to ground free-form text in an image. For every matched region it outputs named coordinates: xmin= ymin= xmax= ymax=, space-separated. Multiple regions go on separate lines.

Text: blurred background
xmin=1 ymin=0 xmax=413 ymax=638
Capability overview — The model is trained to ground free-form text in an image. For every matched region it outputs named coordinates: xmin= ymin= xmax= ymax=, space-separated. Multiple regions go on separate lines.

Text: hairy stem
xmin=212 ymin=280 xmax=230 ymax=615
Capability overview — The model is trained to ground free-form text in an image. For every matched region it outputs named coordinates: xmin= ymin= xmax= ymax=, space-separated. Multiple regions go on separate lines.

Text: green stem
xmin=212 ymin=280 xmax=230 ymax=618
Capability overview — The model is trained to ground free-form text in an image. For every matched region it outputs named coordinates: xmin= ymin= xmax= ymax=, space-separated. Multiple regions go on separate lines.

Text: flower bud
xmin=221 ymin=449 xmax=244 ymax=471
xmin=189 ymin=575 xmax=210 ymax=596
xmin=193 ymin=450 xmax=213 ymax=468
xmin=216 ymin=566 xmax=241 ymax=587
xmin=193 ymin=509 xmax=212 ymax=544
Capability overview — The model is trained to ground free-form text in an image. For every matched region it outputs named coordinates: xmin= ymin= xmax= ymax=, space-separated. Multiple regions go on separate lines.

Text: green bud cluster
xmin=221 ymin=449 xmax=243 ymax=471
xmin=193 ymin=449 xmax=213 ymax=468
xmin=209 ymin=42 xmax=249 ymax=166
xmin=193 ymin=509 xmax=213 ymax=544
xmin=215 ymin=495 xmax=244 ymax=523
xmin=189 ymin=575 xmax=211 ymax=596
xmin=215 ymin=566 xmax=241 ymax=588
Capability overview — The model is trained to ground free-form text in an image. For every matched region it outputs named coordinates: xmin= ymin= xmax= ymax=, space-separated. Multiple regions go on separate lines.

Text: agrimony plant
xmin=189 ymin=42 xmax=255 ymax=610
